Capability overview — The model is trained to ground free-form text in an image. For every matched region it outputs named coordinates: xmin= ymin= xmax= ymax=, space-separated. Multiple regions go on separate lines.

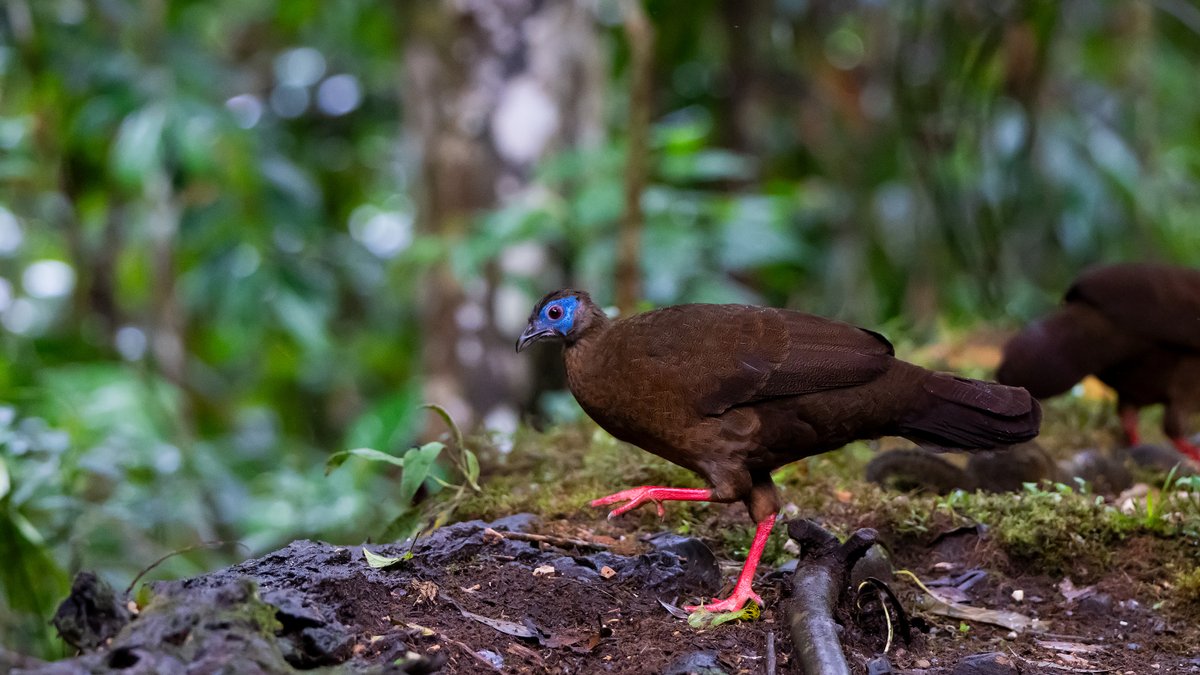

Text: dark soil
xmin=8 ymin=511 xmax=1200 ymax=674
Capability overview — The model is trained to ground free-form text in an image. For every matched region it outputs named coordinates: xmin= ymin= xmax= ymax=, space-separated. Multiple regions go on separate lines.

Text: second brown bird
xmin=998 ymin=263 xmax=1200 ymax=463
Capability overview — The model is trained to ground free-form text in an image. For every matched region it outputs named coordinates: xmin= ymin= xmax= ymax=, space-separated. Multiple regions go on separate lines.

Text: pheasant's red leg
xmin=1170 ymin=437 xmax=1200 ymax=464
xmin=590 ymin=486 xmax=714 ymax=519
xmin=685 ymin=513 xmax=777 ymax=613
xmin=1120 ymin=407 xmax=1141 ymax=446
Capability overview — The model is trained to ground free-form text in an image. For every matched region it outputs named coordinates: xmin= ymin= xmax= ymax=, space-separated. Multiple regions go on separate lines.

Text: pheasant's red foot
xmin=1171 ymin=438 xmax=1200 ymax=464
xmin=684 ymin=513 xmax=777 ymax=614
xmin=589 ymin=486 xmax=714 ymax=519
xmin=684 ymin=588 xmax=763 ymax=614
xmin=1120 ymin=408 xmax=1141 ymax=447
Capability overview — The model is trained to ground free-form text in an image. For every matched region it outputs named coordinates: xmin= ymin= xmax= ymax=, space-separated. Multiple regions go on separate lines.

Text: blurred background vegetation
xmin=1 ymin=0 xmax=1198 ymax=657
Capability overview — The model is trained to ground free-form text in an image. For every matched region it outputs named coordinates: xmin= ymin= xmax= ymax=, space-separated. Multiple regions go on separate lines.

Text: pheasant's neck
xmin=563 ymin=323 xmax=605 ymax=370
xmin=562 ymin=322 xmax=612 ymax=404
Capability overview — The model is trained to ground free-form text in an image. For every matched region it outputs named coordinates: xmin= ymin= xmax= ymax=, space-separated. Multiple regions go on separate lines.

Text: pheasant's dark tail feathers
xmin=899 ymin=372 xmax=1043 ymax=450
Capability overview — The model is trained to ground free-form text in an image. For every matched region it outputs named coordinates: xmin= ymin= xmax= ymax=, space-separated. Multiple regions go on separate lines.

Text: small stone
xmin=1127 ymin=643 xmax=1140 ymax=650
xmin=297 ymin=626 xmax=354 ymax=666
xmin=645 ymin=532 xmax=721 ymax=593
xmin=532 ymin=564 xmax=556 ymax=577
xmin=476 ymin=649 xmax=504 ymax=669
xmin=1011 ymin=589 xmax=1024 ymax=602
xmin=600 ymin=566 xmax=617 ymax=579
xmin=916 ymin=659 xmax=932 ymax=668
xmin=663 ymin=651 xmax=723 ymax=675
xmin=867 ymin=656 xmax=895 ymax=674
xmin=1006 ymin=631 xmax=1018 ymax=640
xmin=1075 ymin=592 xmax=1113 ymax=618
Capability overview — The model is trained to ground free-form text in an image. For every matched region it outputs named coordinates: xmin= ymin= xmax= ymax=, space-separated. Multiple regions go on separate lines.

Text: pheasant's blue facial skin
xmin=540 ymin=296 xmax=578 ymax=335
xmin=516 ymin=295 xmax=579 ymax=351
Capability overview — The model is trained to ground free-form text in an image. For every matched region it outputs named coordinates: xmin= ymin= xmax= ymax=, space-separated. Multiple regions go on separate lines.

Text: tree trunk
xmin=402 ymin=0 xmax=604 ymax=431
xmin=615 ymin=0 xmax=654 ymax=316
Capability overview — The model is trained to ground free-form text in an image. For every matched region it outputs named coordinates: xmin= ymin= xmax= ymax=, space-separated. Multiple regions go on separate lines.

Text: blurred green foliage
xmin=1 ymin=0 xmax=1199 ymax=658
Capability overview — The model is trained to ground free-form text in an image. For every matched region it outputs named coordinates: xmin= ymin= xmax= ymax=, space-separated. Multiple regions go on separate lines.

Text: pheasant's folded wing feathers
xmin=626 ymin=305 xmax=894 ymax=416
xmin=754 ymin=310 xmax=894 ymax=399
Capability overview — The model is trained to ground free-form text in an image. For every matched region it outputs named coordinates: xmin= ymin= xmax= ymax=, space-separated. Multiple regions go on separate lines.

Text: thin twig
xmin=765 ymin=630 xmax=777 ymax=675
xmin=1006 ymin=647 xmax=1112 ymax=673
xmin=882 ymin=589 xmax=895 ymax=653
xmin=125 ymin=540 xmax=246 ymax=596
xmin=482 ymin=527 xmax=610 ymax=550
xmin=411 ymin=621 xmax=502 ymax=671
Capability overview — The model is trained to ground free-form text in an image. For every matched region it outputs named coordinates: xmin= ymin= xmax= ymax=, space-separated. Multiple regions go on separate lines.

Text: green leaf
xmin=421 ymin=403 xmax=480 ymax=490
xmin=421 ymin=403 xmax=463 ymax=449
xmin=464 ymin=448 xmax=481 ymax=491
xmin=686 ymin=601 xmax=760 ymax=628
xmin=362 ymin=547 xmax=409 ymax=569
xmin=135 ymin=584 xmax=154 ymax=609
xmin=0 ymin=510 xmax=69 ymax=614
xmin=12 ymin=510 xmax=47 ymax=546
xmin=325 ymin=447 xmax=406 ymax=475
xmin=397 ymin=442 xmax=443 ymax=506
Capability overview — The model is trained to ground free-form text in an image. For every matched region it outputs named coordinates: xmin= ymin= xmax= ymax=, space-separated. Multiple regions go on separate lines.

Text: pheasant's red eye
xmin=547 ymin=305 xmax=563 ymax=320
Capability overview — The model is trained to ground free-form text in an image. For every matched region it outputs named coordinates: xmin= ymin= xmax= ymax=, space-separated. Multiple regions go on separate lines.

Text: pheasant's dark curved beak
xmin=516 ymin=325 xmax=554 ymax=352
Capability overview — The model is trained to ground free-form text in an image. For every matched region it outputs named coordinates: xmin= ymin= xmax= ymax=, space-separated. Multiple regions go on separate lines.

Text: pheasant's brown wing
xmin=614 ymin=304 xmax=895 ymax=417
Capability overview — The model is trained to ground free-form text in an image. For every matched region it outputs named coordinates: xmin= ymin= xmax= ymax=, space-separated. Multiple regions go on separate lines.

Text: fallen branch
xmin=785 ymin=519 xmax=879 ymax=675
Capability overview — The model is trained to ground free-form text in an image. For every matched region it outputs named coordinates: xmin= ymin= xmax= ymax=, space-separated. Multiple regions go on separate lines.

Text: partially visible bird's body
xmin=519 ymin=290 xmax=1042 ymax=612
xmin=998 ymin=263 xmax=1200 ymax=462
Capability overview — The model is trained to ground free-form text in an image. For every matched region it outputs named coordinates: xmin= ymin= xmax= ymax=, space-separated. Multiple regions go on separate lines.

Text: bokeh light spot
xmin=23 ymin=259 xmax=75 ymax=299
xmin=274 ymin=47 xmax=326 ymax=88
xmin=317 ymin=74 xmax=362 ymax=116
xmin=226 ymin=94 xmax=263 ymax=129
